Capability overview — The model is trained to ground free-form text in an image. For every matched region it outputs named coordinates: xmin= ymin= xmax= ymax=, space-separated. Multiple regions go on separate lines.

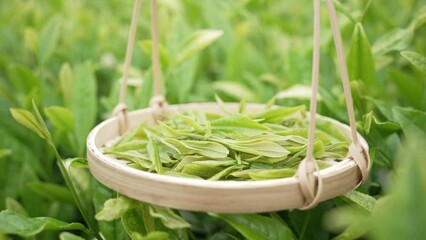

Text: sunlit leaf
xmin=10 ymin=108 xmax=46 ymax=139
xmin=213 ymin=81 xmax=257 ymax=102
xmin=176 ymin=29 xmax=223 ymax=65
xmin=132 ymin=231 xmax=169 ymax=240
xmin=0 ymin=149 xmax=12 ymax=160
xmin=95 ymin=196 xmax=136 ymax=222
xmin=401 ymin=51 xmax=426 ymax=73
xmin=60 ymin=63 xmax=73 ymax=107
xmin=59 ymin=232 xmax=85 ymax=240
xmin=339 ymin=191 xmax=376 ymax=214
xmin=276 ymin=85 xmax=321 ymax=100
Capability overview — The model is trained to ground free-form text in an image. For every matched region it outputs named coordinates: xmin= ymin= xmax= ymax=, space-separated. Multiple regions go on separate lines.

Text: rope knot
xmin=149 ymin=95 xmax=169 ymax=121
xmin=113 ymin=103 xmax=129 ymax=135
xmin=348 ymin=143 xmax=370 ymax=186
xmin=297 ymin=157 xmax=323 ymax=209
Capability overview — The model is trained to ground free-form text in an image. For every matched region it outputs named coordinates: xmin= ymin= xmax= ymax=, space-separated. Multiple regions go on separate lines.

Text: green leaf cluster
xmin=105 ymin=102 xmax=348 ymax=181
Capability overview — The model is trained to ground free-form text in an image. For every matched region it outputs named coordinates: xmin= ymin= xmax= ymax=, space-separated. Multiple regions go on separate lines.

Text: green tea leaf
xmin=370 ymin=131 xmax=426 ymax=240
xmin=276 ymin=85 xmax=319 ymax=100
xmin=362 ymin=111 xmax=401 ymax=136
xmin=211 ymin=214 xmax=294 ymax=240
xmin=173 ymin=155 xmax=208 ymax=172
xmin=176 ymin=29 xmax=223 ymax=65
xmin=44 ymin=106 xmax=75 ymax=132
xmin=211 ymin=114 xmax=268 ymax=135
xmin=59 ymin=232 xmax=85 ymax=240
xmin=0 ymin=210 xmax=88 ymax=237
xmin=165 ymin=139 xmax=229 ymax=159
xmin=249 ymin=106 xmax=305 ymax=123
xmin=111 ymin=140 xmax=148 ymax=152
xmin=182 ymin=160 xmax=235 ymax=178
xmin=121 ymin=207 xmax=146 ymax=237
xmin=147 ymin=137 xmax=164 ymax=174
xmin=95 ymin=196 xmax=136 ymax=221
xmin=209 ymin=165 xmax=242 ymax=180
xmin=148 ymin=205 xmax=190 ymax=229
xmin=38 ymin=16 xmax=61 ymax=65
xmin=339 ymin=191 xmax=376 ymax=214
xmin=28 ymin=182 xmax=74 ymax=204
xmin=5 ymin=198 xmax=29 ymax=217
xmin=0 ymin=149 xmax=12 ymax=159
xmin=213 ymin=81 xmax=257 ymax=102
xmin=60 ymin=63 xmax=73 ymax=108
xmin=181 ymin=140 xmax=229 ymax=158
xmin=247 ymin=168 xmax=296 ymax=180
xmin=316 ymin=120 xmax=349 ymax=143
xmin=72 ymin=62 xmax=97 ymax=152
xmin=91 ymin=179 xmax=128 ymax=240
xmin=393 ymin=107 xmax=426 ymax=133
xmin=372 ymin=27 xmax=413 ymax=56
xmin=165 ymin=171 xmax=203 ymax=179
xmin=401 ymin=51 xmax=426 ymax=73
xmin=10 ymin=108 xmax=46 ymax=139
xmin=132 ymin=231 xmax=169 ymax=240
xmin=177 ymin=114 xmax=204 ymax=132
xmin=220 ymin=139 xmax=290 ymax=158
xmin=7 ymin=65 xmax=40 ymax=94
xmin=347 ymin=23 xmax=376 ymax=88
xmin=64 ymin=158 xmax=89 ymax=171
xmin=139 ymin=40 xmax=171 ymax=69
xmin=388 ymin=69 xmax=423 ymax=109
xmin=104 ymin=151 xmax=151 ymax=169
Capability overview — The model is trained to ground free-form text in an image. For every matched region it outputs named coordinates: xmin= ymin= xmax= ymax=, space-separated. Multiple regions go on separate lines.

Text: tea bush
xmin=0 ymin=0 xmax=425 ymax=239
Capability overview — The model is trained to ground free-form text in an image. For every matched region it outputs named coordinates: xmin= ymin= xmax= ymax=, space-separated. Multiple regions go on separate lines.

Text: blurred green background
xmin=0 ymin=0 xmax=425 ymax=239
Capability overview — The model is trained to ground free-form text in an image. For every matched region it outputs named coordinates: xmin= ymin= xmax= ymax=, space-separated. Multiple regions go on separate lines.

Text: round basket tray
xmin=87 ymin=103 xmax=369 ymax=213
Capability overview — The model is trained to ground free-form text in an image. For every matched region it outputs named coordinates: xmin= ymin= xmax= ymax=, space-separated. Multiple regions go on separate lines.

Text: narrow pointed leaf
xmin=0 ymin=210 xmax=88 ymax=237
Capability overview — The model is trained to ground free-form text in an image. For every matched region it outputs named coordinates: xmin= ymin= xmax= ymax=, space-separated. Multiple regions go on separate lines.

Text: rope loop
xmin=149 ymin=95 xmax=168 ymax=121
xmin=113 ymin=103 xmax=129 ymax=135
xmin=348 ymin=143 xmax=370 ymax=186
xmin=297 ymin=157 xmax=323 ymax=209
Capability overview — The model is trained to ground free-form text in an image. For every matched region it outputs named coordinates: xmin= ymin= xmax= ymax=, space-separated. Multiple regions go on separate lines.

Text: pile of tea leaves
xmin=103 ymin=103 xmax=349 ymax=181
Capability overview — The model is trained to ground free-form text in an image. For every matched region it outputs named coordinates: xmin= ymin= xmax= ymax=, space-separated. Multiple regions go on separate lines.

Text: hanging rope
xmin=113 ymin=0 xmax=142 ymax=135
xmin=298 ymin=0 xmax=370 ymax=208
xmin=297 ymin=0 xmax=323 ymax=209
xmin=151 ymin=0 xmax=161 ymax=97
xmin=326 ymin=0 xmax=369 ymax=184
xmin=114 ymin=0 xmax=168 ymax=135
xmin=149 ymin=0 xmax=168 ymax=121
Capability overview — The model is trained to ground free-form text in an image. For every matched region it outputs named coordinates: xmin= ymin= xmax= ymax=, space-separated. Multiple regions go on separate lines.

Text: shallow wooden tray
xmin=87 ymin=103 xmax=369 ymax=213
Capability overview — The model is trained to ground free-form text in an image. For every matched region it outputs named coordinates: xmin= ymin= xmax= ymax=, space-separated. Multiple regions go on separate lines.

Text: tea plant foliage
xmin=0 ymin=0 xmax=426 ymax=239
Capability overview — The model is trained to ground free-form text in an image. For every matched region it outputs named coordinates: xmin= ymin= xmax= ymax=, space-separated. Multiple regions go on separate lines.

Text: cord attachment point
xmin=297 ymin=157 xmax=323 ymax=209
xmin=149 ymin=95 xmax=169 ymax=121
xmin=113 ymin=103 xmax=129 ymax=135
xmin=348 ymin=143 xmax=370 ymax=186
